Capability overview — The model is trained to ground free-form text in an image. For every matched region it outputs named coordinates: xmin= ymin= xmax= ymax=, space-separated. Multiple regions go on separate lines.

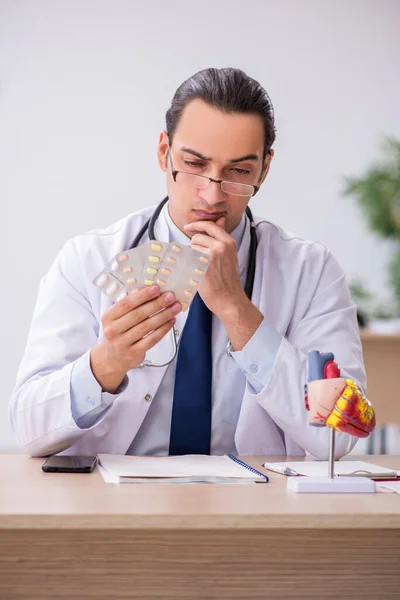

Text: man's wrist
xmin=90 ymin=342 xmax=127 ymax=393
xmin=219 ymin=295 xmax=264 ymax=351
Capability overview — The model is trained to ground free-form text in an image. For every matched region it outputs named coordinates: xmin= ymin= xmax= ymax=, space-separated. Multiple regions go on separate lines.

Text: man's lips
xmin=193 ymin=210 xmax=225 ymax=220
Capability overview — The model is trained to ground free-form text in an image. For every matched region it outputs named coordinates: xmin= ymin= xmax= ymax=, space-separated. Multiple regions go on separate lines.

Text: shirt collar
xmin=162 ymin=201 xmax=247 ymax=250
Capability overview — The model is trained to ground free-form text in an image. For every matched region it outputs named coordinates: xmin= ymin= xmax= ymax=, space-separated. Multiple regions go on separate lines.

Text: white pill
xmin=116 ymin=292 xmax=127 ymax=301
xmin=94 ymin=274 xmax=108 ymax=287
xmin=106 ymin=282 xmax=118 ymax=295
xmin=110 ymin=260 xmax=119 ymax=272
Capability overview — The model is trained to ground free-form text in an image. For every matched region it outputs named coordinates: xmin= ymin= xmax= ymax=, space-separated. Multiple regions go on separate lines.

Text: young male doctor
xmin=10 ymin=68 xmax=365 ymax=459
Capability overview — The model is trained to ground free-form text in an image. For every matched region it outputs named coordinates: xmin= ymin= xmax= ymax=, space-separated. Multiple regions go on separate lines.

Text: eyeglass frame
xmin=167 ymin=151 xmax=262 ymax=197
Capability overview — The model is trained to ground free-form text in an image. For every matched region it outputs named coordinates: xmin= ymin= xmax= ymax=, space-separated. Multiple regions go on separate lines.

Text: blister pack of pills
xmin=92 ymin=241 xmax=210 ymax=311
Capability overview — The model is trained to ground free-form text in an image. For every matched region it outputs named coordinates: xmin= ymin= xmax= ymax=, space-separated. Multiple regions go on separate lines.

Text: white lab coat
xmin=10 ymin=204 xmax=365 ymax=459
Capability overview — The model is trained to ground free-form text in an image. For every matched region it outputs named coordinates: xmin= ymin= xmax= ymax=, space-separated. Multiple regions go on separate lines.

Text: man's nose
xmin=199 ymin=179 xmax=227 ymax=205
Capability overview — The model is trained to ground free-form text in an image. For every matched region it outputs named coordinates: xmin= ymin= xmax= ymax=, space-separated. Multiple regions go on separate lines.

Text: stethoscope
xmin=129 ymin=196 xmax=258 ymax=368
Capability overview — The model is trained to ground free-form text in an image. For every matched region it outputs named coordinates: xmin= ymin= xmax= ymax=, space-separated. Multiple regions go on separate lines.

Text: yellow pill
xmin=127 ymin=278 xmax=137 ymax=286
xmin=172 ymin=245 xmax=181 ymax=253
xmin=161 ymin=268 xmax=171 ymax=276
xmin=145 ymin=279 xmax=154 ymax=286
xmin=149 ymin=255 xmax=160 ymax=263
xmin=146 ymin=267 xmax=158 ymax=275
xmin=194 ymin=268 xmax=203 ymax=276
xmin=184 ymin=290 xmax=193 ymax=298
xmin=123 ymin=266 xmax=132 ymax=273
xmin=157 ymin=278 xmax=166 ymax=286
xmin=151 ymin=243 xmax=163 ymax=251
xmin=189 ymin=279 xmax=199 ymax=287
xmin=200 ymin=256 xmax=209 ymax=263
xmin=167 ymin=256 xmax=176 ymax=264
xmin=181 ymin=302 xmax=188 ymax=311
xmin=117 ymin=254 xmax=129 ymax=262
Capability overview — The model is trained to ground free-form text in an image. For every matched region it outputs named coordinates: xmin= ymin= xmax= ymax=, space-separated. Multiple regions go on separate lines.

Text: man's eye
xmin=231 ymin=168 xmax=251 ymax=175
xmin=184 ymin=160 xmax=204 ymax=168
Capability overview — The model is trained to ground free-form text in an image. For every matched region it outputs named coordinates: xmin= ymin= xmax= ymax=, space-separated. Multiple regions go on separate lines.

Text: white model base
xmin=286 ymin=476 xmax=376 ymax=493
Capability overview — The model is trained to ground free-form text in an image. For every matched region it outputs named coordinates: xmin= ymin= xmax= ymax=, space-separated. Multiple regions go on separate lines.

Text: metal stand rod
xmin=328 ymin=427 xmax=336 ymax=479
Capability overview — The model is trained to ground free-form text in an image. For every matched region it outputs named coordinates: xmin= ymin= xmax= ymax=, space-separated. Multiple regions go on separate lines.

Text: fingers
xmin=184 ymin=219 xmax=230 ymax=241
xmin=190 ymin=233 xmax=237 ymax=259
xmin=135 ymin=318 xmax=176 ymax=354
xmin=190 ymin=233 xmax=224 ymax=251
xmin=114 ymin=302 xmax=182 ymax=348
xmin=106 ymin=292 xmax=178 ymax=338
xmin=107 ymin=285 xmax=161 ymax=321
xmin=190 ymin=244 xmax=212 ymax=256
xmin=215 ymin=215 xmax=226 ymax=229
xmin=119 ymin=301 xmax=181 ymax=346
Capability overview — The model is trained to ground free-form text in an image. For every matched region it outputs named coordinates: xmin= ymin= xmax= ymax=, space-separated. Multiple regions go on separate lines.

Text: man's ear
xmin=157 ymin=131 xmax=169 ymax=172
xmin=259 ymin=149 xmax=274 ymax=184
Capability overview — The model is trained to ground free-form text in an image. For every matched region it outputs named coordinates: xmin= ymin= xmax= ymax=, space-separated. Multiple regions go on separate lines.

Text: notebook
xmin=98 ymin=453 xmax=268 ymax=484
xmin=262 ymin=460 xmax=399 ymax=480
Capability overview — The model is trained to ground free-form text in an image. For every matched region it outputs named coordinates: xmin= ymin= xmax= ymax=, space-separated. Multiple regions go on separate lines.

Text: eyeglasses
xmin=168 ymin=153 xmax=259 ymax=197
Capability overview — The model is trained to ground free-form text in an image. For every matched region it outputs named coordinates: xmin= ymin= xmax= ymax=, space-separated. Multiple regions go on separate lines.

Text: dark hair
xmin=166 ymin=68 xmax=276 ymax=159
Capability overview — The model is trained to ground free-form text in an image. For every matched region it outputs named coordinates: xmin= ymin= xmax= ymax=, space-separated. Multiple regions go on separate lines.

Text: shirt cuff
xmin=230 ymin=318 xmax=282 ymax=394
xmin=70 ymin=350 xmax=129 ymax=429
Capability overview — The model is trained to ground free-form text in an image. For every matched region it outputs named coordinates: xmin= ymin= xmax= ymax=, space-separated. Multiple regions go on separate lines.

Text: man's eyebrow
xmin=180 ymin=147 xmax=212 ymax=161
xmin=180 ymin=147 xmax=260 ymax=164
xmin=229 ymin=153 xmax=259 ymax=164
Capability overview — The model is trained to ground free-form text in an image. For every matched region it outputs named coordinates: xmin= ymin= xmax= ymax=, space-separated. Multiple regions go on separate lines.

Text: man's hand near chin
xmin=184 ymin=216 xmax=263 ymax=352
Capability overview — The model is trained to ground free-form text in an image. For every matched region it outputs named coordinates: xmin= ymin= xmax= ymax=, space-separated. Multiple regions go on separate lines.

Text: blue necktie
xmin=169 ymin=292 xmax=212 ymax=455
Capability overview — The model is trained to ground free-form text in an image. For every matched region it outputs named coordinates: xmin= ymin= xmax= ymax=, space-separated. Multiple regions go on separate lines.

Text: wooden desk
xmin=1 ymin=455 xmax=400 ymax=600
xmin=360 ymin=330 xmax=400 ymax=424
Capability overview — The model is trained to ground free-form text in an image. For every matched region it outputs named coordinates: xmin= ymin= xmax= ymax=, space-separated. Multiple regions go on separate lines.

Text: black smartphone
xmin=42 ymin=455 xmax=98 ymax=473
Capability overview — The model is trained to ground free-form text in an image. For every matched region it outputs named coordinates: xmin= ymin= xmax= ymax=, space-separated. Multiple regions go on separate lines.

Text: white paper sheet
xmin=263 ymin=460 xmax=398 ymax=478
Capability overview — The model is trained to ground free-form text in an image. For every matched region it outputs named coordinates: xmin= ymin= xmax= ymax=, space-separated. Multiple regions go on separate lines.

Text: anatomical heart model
xmin=304 ymin=351 xmax=376 ymax=438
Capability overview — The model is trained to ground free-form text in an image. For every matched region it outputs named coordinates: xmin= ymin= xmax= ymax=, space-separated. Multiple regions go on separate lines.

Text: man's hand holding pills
xmin=90 ymin=286 xmax=181 ymax=392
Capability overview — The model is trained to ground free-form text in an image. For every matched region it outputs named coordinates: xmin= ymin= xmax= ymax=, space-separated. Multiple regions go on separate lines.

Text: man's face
xmin=157 ymin=99 xmax=273 ymax=235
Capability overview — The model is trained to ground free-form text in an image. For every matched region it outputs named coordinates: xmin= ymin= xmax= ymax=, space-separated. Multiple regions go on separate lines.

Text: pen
xmin=262 ymin=464 xmax=299 ymax=476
